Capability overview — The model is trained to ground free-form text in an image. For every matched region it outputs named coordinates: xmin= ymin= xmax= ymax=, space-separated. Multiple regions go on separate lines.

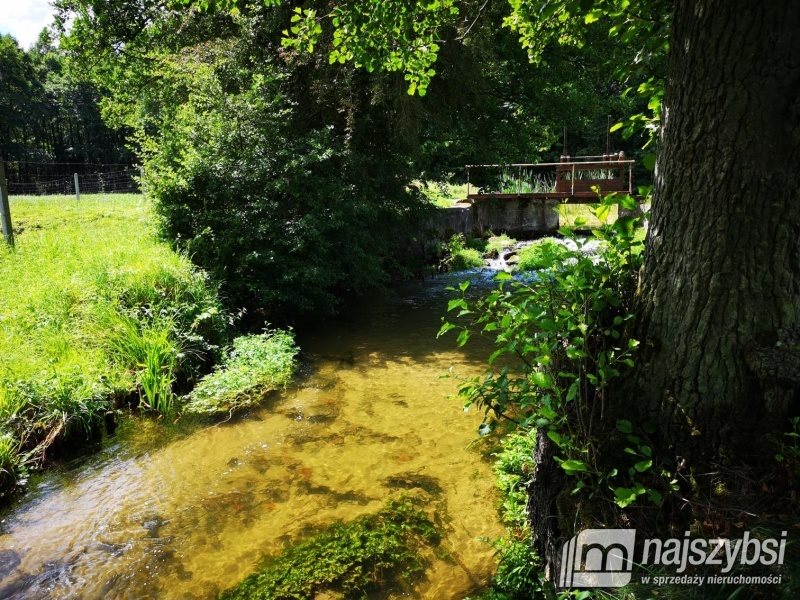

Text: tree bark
xmin=635 ymin=0 xmax=800 ymax=461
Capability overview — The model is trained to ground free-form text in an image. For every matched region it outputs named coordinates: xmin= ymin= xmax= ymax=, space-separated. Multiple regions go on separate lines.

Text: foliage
xmin=517 ymin=238 xmax=570 ymax=271
xmin=442 ymin=234 xmax=484 ymax=271
xmin=416 ymin=180 xmax=468 ymax=208
xmin=468 ymin=429 xmax=542 ymax=600
xmin=441 ymin=195 xmax=669 ymax=510
xmin=219 ymin=497 xmax=440 ymax=600
xmin=0 ymin=31 xmax=128 ymax=163
xmin=485 ymin=234 xmax=517 ymax=259
xmin=104 ymin=312 xmax=182 ymax=415
xmin=57 ymin=4 xmax=434 ymax=317
xmin=186 ymin=330 xmax=297 ymax=416
xmin=0 ymin=195 xmax=230 ymax=494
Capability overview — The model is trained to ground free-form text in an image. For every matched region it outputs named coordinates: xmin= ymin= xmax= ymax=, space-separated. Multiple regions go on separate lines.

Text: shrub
xmin=443 ymin=234 xmax=484 ymax=271
xmin=185 ymin=331 xmax=298 ymax=416
xmin=516 ymin=238 xmax=569 ymax=271
xmin=442 ymin=196 xmax=660 ymax=513
xmin=220 ymin=497 xmax=440 ymax=600
xmin=139 ymin=37 xmax=428 ymax=318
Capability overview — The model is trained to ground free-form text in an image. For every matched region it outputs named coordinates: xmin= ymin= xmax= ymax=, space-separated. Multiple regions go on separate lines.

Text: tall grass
xmin=0 ymin=194 xmax=229 ymax=493
xmin=103 ymin=311 xmax=182 ymax=415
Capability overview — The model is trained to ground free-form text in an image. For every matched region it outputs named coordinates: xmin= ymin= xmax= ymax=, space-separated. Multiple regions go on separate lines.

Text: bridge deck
xmin=465 ymin=156 xmax=636 ymax=203
xmin=466 ymin=192 xmax=623 ymax=204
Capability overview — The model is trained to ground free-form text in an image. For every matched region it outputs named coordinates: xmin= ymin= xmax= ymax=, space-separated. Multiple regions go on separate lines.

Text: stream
xmin=0 ymin=270 xmax=506 ymax=599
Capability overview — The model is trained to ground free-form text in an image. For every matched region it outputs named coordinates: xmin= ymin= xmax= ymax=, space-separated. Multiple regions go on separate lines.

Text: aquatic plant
xmin=185 ymin=331 xmax=298 ymax=416
xmin=219 ymin=497 xmax=440 ymax=600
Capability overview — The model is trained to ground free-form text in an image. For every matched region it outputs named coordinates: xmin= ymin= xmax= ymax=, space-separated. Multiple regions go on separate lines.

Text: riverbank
xmin=0 ymin=195 xmax=295 ymax=498
xmin=0 ymin=268 xmax=505 ymax=598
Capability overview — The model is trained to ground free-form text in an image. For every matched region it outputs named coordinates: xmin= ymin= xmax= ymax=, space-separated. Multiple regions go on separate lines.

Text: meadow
xmin=0 ymin=194 xmax=294 ymax=497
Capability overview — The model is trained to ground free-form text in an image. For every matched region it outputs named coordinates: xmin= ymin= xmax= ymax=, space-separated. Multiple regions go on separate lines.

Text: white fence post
xmin=74 ymin=172 xmax=80 ymax=200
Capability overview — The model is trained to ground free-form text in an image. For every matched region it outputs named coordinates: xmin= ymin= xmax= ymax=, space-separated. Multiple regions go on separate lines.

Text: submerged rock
xmin=0 ymin=549 xmax=20 ymax=578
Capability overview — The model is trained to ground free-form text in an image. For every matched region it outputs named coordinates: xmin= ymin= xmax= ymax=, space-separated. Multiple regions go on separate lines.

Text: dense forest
xmin=0 ymin=30 xmax=130 ymax=166
xmin=1 ymin=0 xmax=798 ymax=599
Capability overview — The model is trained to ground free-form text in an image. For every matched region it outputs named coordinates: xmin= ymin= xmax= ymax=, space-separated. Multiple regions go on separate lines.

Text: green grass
xmin=186 ymin=330 xmax=298 ymax=416
xmin=220 ymin=497 xmax=440 ymax=600
xmin=517 ymin=238 xmax=570 ymax=271
xmin=485 ymin=234 xmax=517 ymax=258
xmin=0 ymin=194 xmax=230 ymax=494
xmin=416 ymin=180 xmax=469 ymax=208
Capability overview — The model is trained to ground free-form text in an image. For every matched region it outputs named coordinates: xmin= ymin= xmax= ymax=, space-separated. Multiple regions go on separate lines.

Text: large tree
xmin=59 ymin=0 xmax=800 ymax=582
xmin=635 ymin=0 xmax=800 ymax=461
xmin=271 ymin=0 xmax=800 ymax=574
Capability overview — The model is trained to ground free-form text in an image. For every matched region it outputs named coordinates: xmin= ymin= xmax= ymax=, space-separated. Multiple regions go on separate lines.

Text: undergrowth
xmin=442 ymin=234 xmax=484 ymax=271
xmin=219 ymin=496 xmax=440 ymax=600
xmin=517 ymin=237 xmax=569 ymax=271
xmin=186 ymin=330 xmax=298 ymax=416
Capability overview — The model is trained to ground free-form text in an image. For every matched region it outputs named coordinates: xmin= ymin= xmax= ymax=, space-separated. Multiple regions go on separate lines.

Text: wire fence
xmin=3 ymin=161 xmax=141 ymax=196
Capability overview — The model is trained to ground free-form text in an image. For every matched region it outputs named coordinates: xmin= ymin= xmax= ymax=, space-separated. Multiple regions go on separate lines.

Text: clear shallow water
xmin=0 ymin=270 xmax=505 ymax=599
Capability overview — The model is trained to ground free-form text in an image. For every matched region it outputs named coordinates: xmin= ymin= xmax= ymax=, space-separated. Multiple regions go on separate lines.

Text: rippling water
xmin=0 ymin=270 xmax=505 ymax=599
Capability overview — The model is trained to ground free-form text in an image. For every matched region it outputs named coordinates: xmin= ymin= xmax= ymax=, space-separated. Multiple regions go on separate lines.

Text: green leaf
xmin=584 ymin=9 xmax=602 ymax=24
xmin=613 ymin=486 xmax=644 ymax=508
xmin=437 ymin=321 xmax=456 ymax=337
xmin=560 ymin=459 xmax=589 ymax=474
xmin=530 ymin=371 xmax=553 ymax=389
xmin=634 ymin=459 xmax=653 ymax=472
xmin=647 ymin=488 xmax=664 ymax=506
xmin=642 ymin=153 xmax=656 ymax=172
xmin=616 ymin=419 xmax=633 ymax=434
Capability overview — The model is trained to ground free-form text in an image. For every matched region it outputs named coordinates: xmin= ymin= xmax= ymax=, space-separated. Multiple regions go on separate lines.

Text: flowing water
xmin=0 ymin=271 xmax=506 ymax=599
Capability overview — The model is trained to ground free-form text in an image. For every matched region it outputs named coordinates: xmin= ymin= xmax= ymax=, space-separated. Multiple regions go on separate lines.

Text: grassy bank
xmin=0 ymin=194 xmax=276 ymax=496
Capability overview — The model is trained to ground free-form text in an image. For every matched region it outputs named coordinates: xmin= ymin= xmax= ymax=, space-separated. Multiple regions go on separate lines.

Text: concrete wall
xmin=428 ymin=199 xmax=560 ymax=239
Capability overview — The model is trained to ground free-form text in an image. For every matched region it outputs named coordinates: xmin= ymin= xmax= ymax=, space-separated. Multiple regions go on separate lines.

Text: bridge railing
xmin=465 ymin=154 xmax=635 ymax=201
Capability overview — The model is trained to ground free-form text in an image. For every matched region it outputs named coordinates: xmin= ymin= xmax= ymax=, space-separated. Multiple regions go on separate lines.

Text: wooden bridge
xmin=429 ymin=154 xmax=639 ymax=238
xmin=466 ymin=153 xmax=635 ymax=203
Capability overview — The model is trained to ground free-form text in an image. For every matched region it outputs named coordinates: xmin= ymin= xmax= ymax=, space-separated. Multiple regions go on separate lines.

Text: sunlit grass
xmin=0 ymin=194 xmax=227 ymax=492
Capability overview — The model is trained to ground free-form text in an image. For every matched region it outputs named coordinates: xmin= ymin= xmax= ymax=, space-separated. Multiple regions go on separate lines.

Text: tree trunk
xmin=526 ymin=429 xmax=566 ymax=583
xmin=635 ymin=0 xmax=800 ymax=461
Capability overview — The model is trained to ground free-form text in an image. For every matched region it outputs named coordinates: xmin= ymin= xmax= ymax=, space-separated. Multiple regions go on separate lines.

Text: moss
xmin=219 ymin=497 xmax=440 ymax=600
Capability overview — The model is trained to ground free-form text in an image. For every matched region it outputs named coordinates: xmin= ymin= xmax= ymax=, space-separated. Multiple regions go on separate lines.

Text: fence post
xmin=139 ymin=166 xmax=145 ymax=197
xmin=74 ymin=172 xmax=80 ymax=200
xmin=0 ymin=161 xmax=14 ymax=247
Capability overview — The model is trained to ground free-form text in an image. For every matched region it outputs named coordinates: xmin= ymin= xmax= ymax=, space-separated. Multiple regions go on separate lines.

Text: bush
xmin=185 ymin=331 xmax=298 ymax=416
xmin=443 ymin=234 xmax=484 ymax=271
xmin=516 ymin=237 xmax=569 ymax=271
xmin=139 ymin=32 xmax=429 ymax=319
